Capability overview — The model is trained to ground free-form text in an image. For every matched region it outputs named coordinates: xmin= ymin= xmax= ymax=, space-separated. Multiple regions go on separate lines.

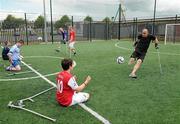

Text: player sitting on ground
xmin=69 ymin=27 xmax=76 ymax=55
xmin=56 ymin=58 xmax=91 ymax=107
xmin=6 ymin=40 xmax=24 ymax=71
xmin=2 ymin=41 xmax=10 ymax=60
xmin=128 ymin=28 xmax=159 ymax=78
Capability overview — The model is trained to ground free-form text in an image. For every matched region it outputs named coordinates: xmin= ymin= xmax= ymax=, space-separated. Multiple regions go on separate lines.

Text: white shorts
xmin=69 ymin=42 xmax=75 ymax=49
xmin=70 ymin=92 xmax=90 ymax=106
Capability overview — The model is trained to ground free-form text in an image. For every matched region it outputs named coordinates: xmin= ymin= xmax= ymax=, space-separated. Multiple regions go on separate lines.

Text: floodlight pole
xmin=50 ymin=0 xmax=54 ymax=44
xmin=153 ymin=0 xmax=157 ymax=35
xmin=132 ymin=18 xmax=135 ymax=41
xmin=118 ymin=4 xmax=121 ymax=40
xmin=135 ymin=17 xmax=138 ymax=40
xmin=71 ymin=16 xmax=74 ymax=27
xmin=24 ymin=13 xmax=29 ymax=45
xmin=43 ymin=0 xmax=48 ymax=43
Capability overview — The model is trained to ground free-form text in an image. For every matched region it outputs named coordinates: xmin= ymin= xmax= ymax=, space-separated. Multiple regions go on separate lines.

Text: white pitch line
xmin=7 ymin=70 xmax=37 ymax=76
xmin=21 ymin=61 xmax=111 ymax=124
xmin=165 ymin=43 xmax=180 ymax=46
xmin=79 ymin=104 xmax=111 ymax=124
xmin=115 ymin=42 xmax=180 ymax=56
xmin=24 ymin=56 xmax=64 ymax=59
xmin=0 ymin=55 xmax=64 ymax=82
xmin=0 ymin=72 xmax=59 ymax=82
xmin=115 ymin=43 xmax=131 ymax=51
xmin=151 ymin=51 xmax=180 ymax=56
xmin=21 ymin=61 xmax=57 ymax=87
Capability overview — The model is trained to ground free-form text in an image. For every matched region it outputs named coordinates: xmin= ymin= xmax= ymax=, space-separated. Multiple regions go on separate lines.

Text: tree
xmin=54 ymin=15 xmax=71 ymax=29
xmin=2 ymin=15 xmax=24 ymax=29
xmin=84 ymin=16 xmax=93 ymax=22
xmin=34 ymin=15 xmax=44 ymax=29
xmin=102 ymin=17 xmax=111 ymax=23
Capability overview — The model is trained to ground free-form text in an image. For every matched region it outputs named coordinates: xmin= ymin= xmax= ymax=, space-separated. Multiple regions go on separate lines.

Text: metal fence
xmin=83 ymin=15 xmax=180 ymax=42
xmin=0 ymin=12 xmax=180 ymax=45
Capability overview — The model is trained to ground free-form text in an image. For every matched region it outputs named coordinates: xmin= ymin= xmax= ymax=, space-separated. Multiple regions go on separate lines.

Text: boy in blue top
xmin=6 ymin=40 xmax=24 ymax=71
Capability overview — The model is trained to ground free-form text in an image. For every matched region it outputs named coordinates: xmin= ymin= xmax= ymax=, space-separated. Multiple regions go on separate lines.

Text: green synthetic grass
xmin=0 ymin=40 xmax=180 ymax=124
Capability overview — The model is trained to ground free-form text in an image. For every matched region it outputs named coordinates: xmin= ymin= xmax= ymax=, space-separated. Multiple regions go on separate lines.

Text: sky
xmin=0 ymin=0 xmax=180 ymax=21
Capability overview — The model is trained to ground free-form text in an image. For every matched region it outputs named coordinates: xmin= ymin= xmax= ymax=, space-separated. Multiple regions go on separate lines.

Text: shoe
xmin=74 ymin=52 xmax=76 ymax=56
xmin=129 ymin=73 xmax=137 ymax=78
xmin=55 ymin=49 xmax=60 ymax=52
xmin=6 ymin=66 xmax=11 ymax=71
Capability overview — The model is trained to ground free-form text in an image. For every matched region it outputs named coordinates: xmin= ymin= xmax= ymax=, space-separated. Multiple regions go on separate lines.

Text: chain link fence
xmin=0 ymin=11 xmax=180 ymax=45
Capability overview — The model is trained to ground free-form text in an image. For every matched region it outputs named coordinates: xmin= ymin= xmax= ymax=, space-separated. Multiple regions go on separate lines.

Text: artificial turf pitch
xmin=0 ymin=40 xmax=180 ymax=124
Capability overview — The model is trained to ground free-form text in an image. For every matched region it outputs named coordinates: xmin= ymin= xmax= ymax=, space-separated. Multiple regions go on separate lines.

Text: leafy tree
xmin=2 ymin=15 xmax=24 ymax=29
xmin=84 ymin=16 xmax=93 ymax=22
xmin=102 ymin=17 xmax=111 ymax=23
xmin=34 ymin=15 xmax=44 ymax=29
xmin=54 ymin=15 xmax=71 ymax=29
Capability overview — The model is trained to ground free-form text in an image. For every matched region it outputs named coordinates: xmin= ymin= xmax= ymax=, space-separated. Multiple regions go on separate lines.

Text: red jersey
xmin=69 ymin=30 xmax=75 ymax=42
xmin=56 ymin=71 xmax=75 ymax=106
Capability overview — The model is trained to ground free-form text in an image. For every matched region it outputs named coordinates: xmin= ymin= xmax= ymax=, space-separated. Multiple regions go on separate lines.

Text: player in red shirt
xmin=69 ymin=27 xmax=76 ymax=56
xmin=56 ymin=58 xmax=91 ymax=107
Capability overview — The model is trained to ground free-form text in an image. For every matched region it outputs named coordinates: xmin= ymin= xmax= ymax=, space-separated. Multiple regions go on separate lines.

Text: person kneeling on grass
xmin=6 ymin=40 xmax=24 ymax=71
xmin=128 ymin=28 xmax=159 ymax=78
xmin=56 ymin=58 xmax=91 ymax=107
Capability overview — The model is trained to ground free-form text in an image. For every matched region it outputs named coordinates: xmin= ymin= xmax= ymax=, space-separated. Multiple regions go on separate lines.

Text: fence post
xmin=173 ymin=14 xmax=178 ymax=44
xmin=152 ymin=0 xmax=157 ymax=35
xmin=111 ymin=17 xmax=114 ymax=40
xmin=135 ymin=17 xmax=138 ymax=40
xmin=89 ymin=19 xmax=92 ymax=42
xmin=43 ymin=0 xmax=48 ymax=43
xmin=14 ymin=28 xmax=17 ymax=43
xmin=24 ymin=13 xmax=29 ymax=45
xmin=118 ymin=4 xmax=121 ymax=40
xmin=105 ymin=19 xmax=107 ymax=40
xmin=107 ymin=20 xmax=110 ymax=40
xmin=132 ymin=18 xmax=135 ymax=41
xmin=50 ymin=0 xmax=54 ymax=44
xmin=86 ymin=22 xmax=89 ymax=41
xmin=71 ymin=16 xmax=74 ymax=27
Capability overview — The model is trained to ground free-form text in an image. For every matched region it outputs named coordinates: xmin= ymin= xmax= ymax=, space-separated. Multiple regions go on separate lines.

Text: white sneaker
xmin=129 ymin=73 xmax=137 ymax=78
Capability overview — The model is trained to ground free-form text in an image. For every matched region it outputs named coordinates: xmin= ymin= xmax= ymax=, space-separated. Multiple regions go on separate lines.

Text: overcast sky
xmin=0 ymin=0 xmax=180 ymax=21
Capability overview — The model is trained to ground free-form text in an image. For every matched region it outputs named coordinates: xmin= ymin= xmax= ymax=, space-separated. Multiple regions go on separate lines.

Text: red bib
xmin=56 ymin=71 xmax=74 ymax=106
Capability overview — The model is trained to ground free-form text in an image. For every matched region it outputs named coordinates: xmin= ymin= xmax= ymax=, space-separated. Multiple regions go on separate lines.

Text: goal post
xmin=164 ymin=23 xmax=180 ymax=45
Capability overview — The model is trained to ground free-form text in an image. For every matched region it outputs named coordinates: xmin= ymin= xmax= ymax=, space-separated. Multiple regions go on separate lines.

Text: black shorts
xmin=2 ymin=55 xmax=9 ymax=60
xmin=130 ymin=51 xmax=146 ymax=61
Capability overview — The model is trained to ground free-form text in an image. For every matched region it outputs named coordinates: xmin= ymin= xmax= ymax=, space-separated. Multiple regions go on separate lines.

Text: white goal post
xmin=164 ymin=23 xmax=180 ymax=45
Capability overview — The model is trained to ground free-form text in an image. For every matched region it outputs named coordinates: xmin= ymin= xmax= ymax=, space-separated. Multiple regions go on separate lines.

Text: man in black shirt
xmin=128 ymin=29 xmax=159 ymax=78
